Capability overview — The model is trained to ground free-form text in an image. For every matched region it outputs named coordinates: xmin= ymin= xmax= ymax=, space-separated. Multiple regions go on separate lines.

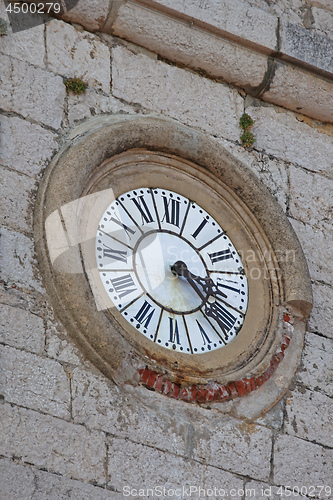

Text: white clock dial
xmin=95 ymin=188 xmax=248 ymax=354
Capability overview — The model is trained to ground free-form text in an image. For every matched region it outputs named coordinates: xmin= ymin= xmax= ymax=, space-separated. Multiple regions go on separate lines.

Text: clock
xmin=36 ymin=115 xmax=312 ymax=413
xmin=95 ymin=187 xmax=248 ymax=355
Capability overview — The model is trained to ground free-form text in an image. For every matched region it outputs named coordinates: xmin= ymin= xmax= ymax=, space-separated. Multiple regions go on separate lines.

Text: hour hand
xmin=171 ymin=261 xmax=227 ymax=300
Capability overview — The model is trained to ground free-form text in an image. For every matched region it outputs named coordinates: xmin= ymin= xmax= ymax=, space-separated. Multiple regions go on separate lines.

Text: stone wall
xmin=0 ymin=1 xmax=332 ymax=498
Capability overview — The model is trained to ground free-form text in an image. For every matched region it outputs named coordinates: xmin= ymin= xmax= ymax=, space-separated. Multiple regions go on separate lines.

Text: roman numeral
xmin=191 ymin=218 xmax=208 ymax=239
xmin=205 ymin=301 xmax=236 ymax=333
xmin=168 ymin=317 xmax=180 ymax=344
xmin=162 ymin=196 xmax=180 ymax=227
xmin=109 ymin=214 xmax=136 ymax=239
xmin=98 ymin=244 xmax=127 ymax=263
xmin=111 ymin=274 xmax=136 ymax=299
xmin=208 ymin=248 xmax=233 ymax=264
xmin=216 ymin=281 xmax=240 ymax=294
xmin=134 ymin=301 xmax=155 ymax=329
xmin=196 ymin=320 xmax=211 ymax=345
xmin=131 ymin=195 xmax=154 ymax=225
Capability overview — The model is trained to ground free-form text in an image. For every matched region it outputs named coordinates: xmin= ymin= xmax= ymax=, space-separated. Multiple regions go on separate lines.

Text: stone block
xmin=247 ymin=104 xmax=333 ymax=176
xmin=262 ymin=62 xmax=333 ymax=124
xmin=0 ymin=55 xmax=65 ymax=129
xmin=280 ymin=21 xmax=333 ymax=75
xmin=0 ymin=458 xmax=120 ymax=499
xmin=0 ymin=2 xmax=45 ymax=67
xmin=0 ymin=345 xmax=70 ymax=418
xmin=274 ymin=435 xmax=333 ymax=487
xmin=0 ymin=227 xmax=43 ymax=292
xmin=308 ymin=282 xmax=333 ymax=339
xmin=0 ymin=115 xmax=59 ymax=178
xmin=285 ymin=387 xmax=333 ymax=447
xmin=68 ymin=88 xmax=136 ymax=127
xmin=219 ymin=139 xmax=289 ymax=212
xmin=108 ymin=437 xmax=243 ymax=493
xmin=297 ymin=332 xmax=333 ymax=397
xmin=61 ymin=0 xmax=111 ymax=32
xmin=0 ymin=403 xmax=106 ymax=484
xmin=192 ymin=416 xmax=272 ymax=480
xmin=112 ymin=46 xmax=244 ymax=142
xmin=113 ymin=2 xmax=268 ymax=90
xmin=312 ymin=7 xmax=333 ymax=40
xmin=289 ymin=166 xmax=333 ymax=232
xmin=46 ymin=20 xmax=110 ymax=94
xmin=289 ymin=219 xmax=333 ymax=284
xmin=0 ymin=166 xmax=35 ymax=233
xmin=0 ymin=304 xmax=45 ymax=354
xmin=148 ymin=0 xmax=278 ymax=50
xmin=46 ymin=321 xmax=83 ymax=365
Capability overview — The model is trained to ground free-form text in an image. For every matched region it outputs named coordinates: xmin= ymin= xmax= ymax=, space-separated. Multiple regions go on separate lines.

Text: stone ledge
xmin=57 ymin=0 xmax=333 ymax=123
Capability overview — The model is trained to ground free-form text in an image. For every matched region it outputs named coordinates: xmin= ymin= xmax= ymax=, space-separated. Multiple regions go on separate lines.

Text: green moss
xmin=64 ymin=77 xmax=87 ymax=95
xmin=240 ymin=131 xmax=255 ymax=149
xmin=239 ymin=112 xmax=255 ymax=148
xmin=0 ymin=18 xmax=8 ymax=37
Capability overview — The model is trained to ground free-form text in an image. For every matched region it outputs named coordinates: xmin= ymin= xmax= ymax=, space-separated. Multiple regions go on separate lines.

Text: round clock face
xmin=95 ymin=187 xmax=248 ymax=354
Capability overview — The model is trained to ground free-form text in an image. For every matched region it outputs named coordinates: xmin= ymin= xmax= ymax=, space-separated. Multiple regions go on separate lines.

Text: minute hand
xmin=170 ymin=261 xmax=227 ymax=301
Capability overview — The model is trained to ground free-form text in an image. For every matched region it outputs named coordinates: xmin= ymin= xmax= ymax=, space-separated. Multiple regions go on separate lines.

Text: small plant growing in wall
xmin=0 ymin=18 xmax=8 ymax=36
xmin=64 ymin=77 xmax=87 ymax=95
xmin=239 ymin=113 xmax=255 ymax=148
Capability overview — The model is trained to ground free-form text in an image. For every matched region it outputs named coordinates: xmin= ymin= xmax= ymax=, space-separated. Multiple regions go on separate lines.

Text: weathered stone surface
xmin=0 ymin=304 xmax=45 ymax=354
xmin=255 ymin=399 xmax=285 ymax=430
xmin=297 ymin=332 xmax=333 ymax=397
xmin=289 ymin=166 xmax=333 ymax=232
xmin=112 ymin=46 xmax=244 ymax=142
xmin=0 ymin=166 xmax=35 ymax=233
xmin=280 ymin=21 xmax=333 ymax=75
xmin=0 ymin=459 xmax=120 ymax=499
xmin=274 ymin=435 xmax=333 ymax=487
xmin=245 ymin=481 xmax=280 ymax=500
xmin=285 ymin=386 xmax=333 ymax=447
xmin=61 ymin=0 xmax=111 ymax=32
xmin=108 ymin=437 xmax=243 ymax=493
xmin=46 ymin=321 xmax=83 ymax=365
xmin=72 ymin=367 xmax=189 ymax=456
xmin=0 ymin=345 xmax=70 ymax=418
xmin=263 ymin=62 xmax=333 ymax=124
xmin=308 ymin=282 xmax=333 ymax=339
xmin=113 ymin=2 xmax=268 ymax=90
xmin=0 ymin=3 xmax=45 ymax=67
xmin=68 ymin=88 xmax=136 ymax=127
xmin=219 ymin=139 xmax=289 ymax=212
xmin=0 ymin=403 xmax=106 ymax=484
xmin=0 ymin=55 xmax=65 ymax=129
xmin=312 ymin=7 xmax=333 ymax=40
xmin=193 ymin=416 xmax=272 ymax=480
xmin=0 ymin=115 xmax=59 ymax=178
xmin=46 ymin=20 xmax=110 ymax=94
xmin=149 ymin=0 xmax=278 ymax=50
xmin=290 ymin=219 xmax=333 ymax=284
xmin=247 ymin=104 xmax=333 ymax=175
xmin=0 ymin=227 xmax=43 ymax=292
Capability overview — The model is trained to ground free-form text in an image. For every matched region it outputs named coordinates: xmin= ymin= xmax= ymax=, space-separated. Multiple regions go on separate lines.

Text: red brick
xmin=139 ymin=367 xmax=152 ymax=384
xmin=283 ymin=314 xmax=290 ymax=323
xmin=219 ymin=385 xmax=231 ymax=401
xmin=163 ymin=379 xmax=172 ymax=395
xmin=242 ymin=378 xmax=256 ymax=393
xmin=147 ymin=371 xmax=157 ymax=388
xmin=282 ymin=334 xmax=291 ymax=346
xmin=235 ymin=380 xmax=248 ymax=397
xmin=180 ymin=385 xmax=197 ymax=401
xmin=205 ymin=383 xmax=220 ymax=401
xmin=171 ymin=383 xmax=180 ymax=399
xmin=256 ymin=375 xmax=265 ymax=387
xmin=154 ymin=375 xmax=166 ymax=392
xmin=196 ymin=386 xmax=207 ymax=403
xmin=274 ymin=351 xmax=284 ymax=363
xmin=226 ymin=382 xmax=239 ymax=399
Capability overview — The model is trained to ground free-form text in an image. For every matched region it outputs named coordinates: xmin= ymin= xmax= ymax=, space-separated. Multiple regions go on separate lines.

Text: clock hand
xmin=170 ymin=261 xmax=227 ymax=301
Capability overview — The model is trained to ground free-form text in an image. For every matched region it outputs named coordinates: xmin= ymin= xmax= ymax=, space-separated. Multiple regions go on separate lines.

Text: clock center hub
xmin=134 ymin=231 xmax=206 ymax=313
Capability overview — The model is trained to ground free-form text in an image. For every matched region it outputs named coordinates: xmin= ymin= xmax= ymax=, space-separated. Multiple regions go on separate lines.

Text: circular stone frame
xmin=35 ymin=115 xmax=312 ymax=416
